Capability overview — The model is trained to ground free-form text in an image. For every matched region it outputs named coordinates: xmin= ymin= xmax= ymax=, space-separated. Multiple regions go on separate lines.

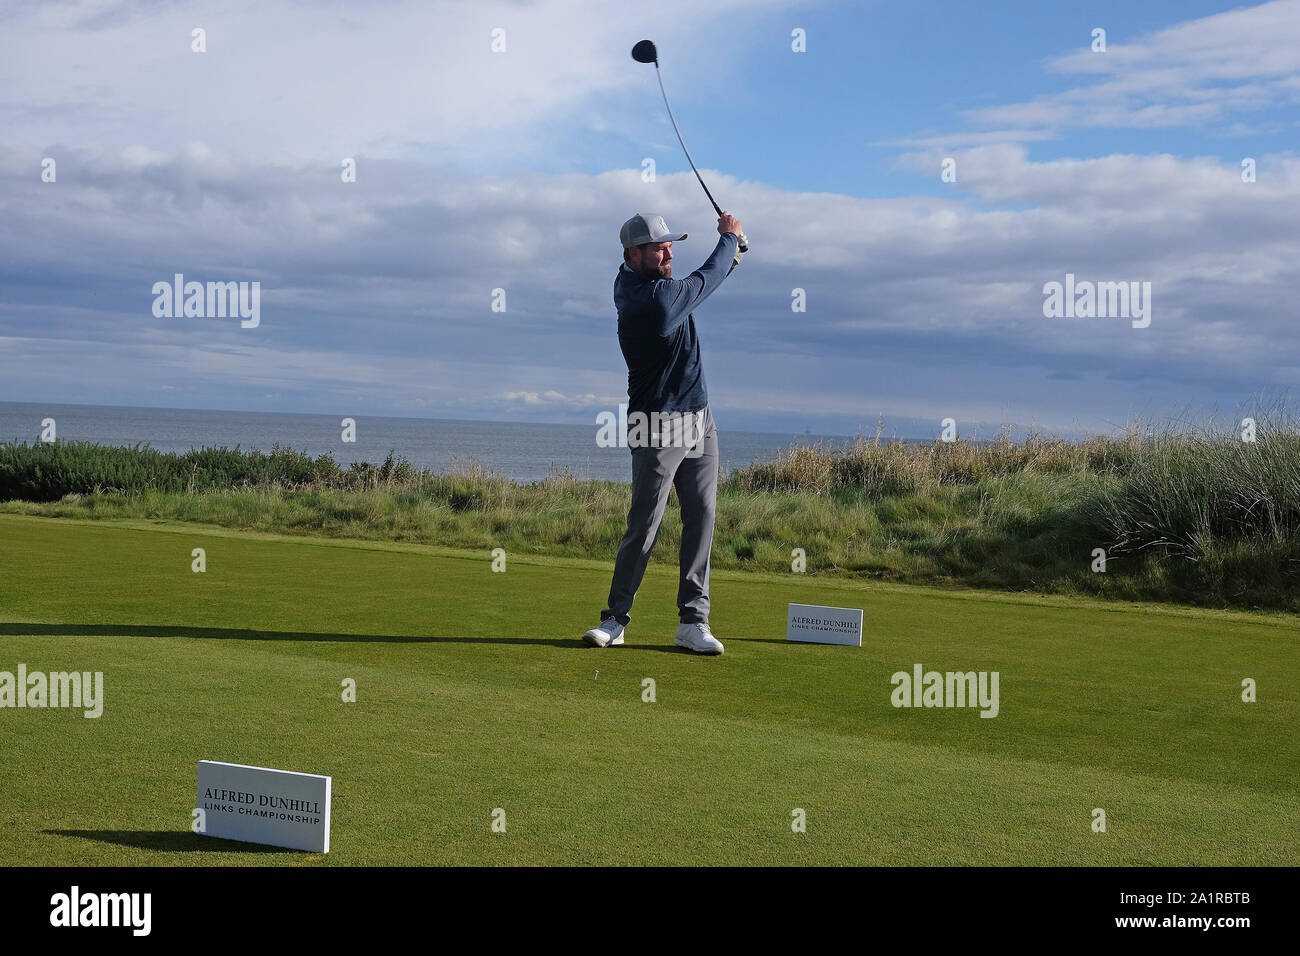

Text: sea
xmin=0 ymin=401 xmax=864 ymax=484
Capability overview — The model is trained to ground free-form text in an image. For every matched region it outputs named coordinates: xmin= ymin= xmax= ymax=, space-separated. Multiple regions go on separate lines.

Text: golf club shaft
xmin=654 ymin=64 xmax=748 ymax=254
xmin=654 ymin=65 xmax=721 ymax=217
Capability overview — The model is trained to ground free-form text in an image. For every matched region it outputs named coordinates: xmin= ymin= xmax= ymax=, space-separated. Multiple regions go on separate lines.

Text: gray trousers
xmin=602 ymin=404 xmax=718 ymax=626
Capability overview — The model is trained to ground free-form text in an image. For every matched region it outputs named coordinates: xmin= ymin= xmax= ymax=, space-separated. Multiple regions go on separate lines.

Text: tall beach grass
xmin=3 ymin=414 xmax=1297 ymax=611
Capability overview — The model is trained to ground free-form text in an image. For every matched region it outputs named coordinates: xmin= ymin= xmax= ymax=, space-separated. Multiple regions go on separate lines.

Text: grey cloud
xmin=3 ymin=137 xmax=1298 ymax=435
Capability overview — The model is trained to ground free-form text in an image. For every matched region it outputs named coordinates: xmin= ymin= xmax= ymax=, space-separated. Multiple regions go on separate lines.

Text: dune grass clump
xmin=3 ymin=411 xmax=1298 ymax=611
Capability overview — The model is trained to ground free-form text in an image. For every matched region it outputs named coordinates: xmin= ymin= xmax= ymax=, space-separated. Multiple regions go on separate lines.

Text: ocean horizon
xmin=0 ymin=400 xmax=875 ymax=484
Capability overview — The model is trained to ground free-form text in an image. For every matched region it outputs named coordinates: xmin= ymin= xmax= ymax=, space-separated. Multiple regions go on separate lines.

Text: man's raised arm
xmin=650 ymin=213 xmax=743 ymax=336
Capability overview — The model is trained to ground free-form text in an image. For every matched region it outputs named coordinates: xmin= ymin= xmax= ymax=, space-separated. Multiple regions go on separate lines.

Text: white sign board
xmin=786 ymin=603 xmax=863 ymax=646
xmin=197 ymin=760 xmax=331 ymax=853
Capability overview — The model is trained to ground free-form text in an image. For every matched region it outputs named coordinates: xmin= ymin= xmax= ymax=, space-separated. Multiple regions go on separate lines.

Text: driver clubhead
xmin=631 ymin=39 xmax=658 ymax=64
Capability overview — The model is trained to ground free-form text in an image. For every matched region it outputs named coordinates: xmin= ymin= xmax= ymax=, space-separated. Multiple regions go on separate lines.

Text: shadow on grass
xmin=0 ymin=622 xmax=710 ymax=652
xmin=43 ymin=829 xmax=297 ymax=853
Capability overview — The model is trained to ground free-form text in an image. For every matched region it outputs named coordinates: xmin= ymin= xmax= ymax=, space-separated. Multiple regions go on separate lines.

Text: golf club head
xmin=631 ymin=39 xmax=658 ymax=64
xmin=631 ymin=36 xmax=741 ymax=255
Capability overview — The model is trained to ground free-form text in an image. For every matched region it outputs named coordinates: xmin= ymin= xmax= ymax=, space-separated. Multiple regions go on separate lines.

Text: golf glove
xmin=730 ymin=232 xmax=748 ymax=271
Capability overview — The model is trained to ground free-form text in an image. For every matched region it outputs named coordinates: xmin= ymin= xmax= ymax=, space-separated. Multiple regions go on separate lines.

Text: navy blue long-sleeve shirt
xmin=613 ymin=232 xmax=738 ymax=414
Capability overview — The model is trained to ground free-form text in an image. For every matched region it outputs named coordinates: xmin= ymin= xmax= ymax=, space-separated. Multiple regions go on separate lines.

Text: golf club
xmin=631 ymin=39 xmax=749 ymax=261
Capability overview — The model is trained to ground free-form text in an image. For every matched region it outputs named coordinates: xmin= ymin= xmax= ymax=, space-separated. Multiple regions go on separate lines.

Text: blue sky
xmin=499 ymin=0 xmax=1297 ymax=197
xmin=1 ymin=0 xmax=1298 ymax=439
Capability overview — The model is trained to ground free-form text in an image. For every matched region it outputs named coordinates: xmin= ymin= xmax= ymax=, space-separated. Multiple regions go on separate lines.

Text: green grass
xmin=1 ymin=513 xmax=1296 ymax=865
xmin=5 ymin=417 xmax=1300 ymax=611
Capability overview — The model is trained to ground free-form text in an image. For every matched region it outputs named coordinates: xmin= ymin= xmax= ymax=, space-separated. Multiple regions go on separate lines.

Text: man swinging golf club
xmin=582 ymin=211 xmax=742 ymax=655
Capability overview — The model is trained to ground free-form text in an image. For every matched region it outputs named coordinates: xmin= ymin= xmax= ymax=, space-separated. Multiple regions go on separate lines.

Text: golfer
xmin=583 ymin=212 xmax=743 ymax=654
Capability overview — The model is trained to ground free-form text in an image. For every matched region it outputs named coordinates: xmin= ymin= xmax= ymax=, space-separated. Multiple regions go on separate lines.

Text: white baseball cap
xmin=620 ymin=213 xmax=687 ymax=248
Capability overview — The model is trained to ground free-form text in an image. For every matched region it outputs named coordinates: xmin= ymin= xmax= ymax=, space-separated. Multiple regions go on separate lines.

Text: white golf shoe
xmin=674 ymin=622 xmax=724 ymax=655
xmin=583 ymin=618 xmax=625 ymax=647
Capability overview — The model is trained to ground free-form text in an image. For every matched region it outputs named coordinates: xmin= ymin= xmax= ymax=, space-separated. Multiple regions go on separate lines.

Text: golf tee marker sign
xmin=197 ymin=760 xmax=331 ymax=852
xmin=787 ymin=603 xmax=863 ymax=646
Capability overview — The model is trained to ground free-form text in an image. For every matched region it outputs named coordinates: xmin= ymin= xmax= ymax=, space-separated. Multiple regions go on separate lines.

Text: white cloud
xmin=4 ymin=0 xmax=1299 ymax=436
xmin=0 ymin=0 xmax=789 ymax=162
xmin=3 ymin=136 xmax=1299 ymax=433
xmin=966 ymin=0 xmax=1300 ymax=130
xmin=872 ymin=130 xmax=1061 ymax=149
xmin=503 ymin=390 xmax=618 ymax=410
